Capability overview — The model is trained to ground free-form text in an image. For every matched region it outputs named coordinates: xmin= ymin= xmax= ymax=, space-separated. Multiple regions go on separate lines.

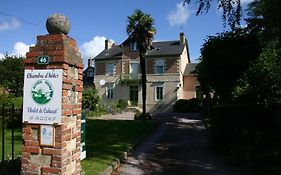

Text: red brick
xmin=22 ymin=164 xmax=40 ymax=172
xmin=23 ymin=133 xmax=31 ymax=140
xmin=23 ymin=127 xmax=32 ymax=134
xmin=25 ymin=140 xmax=39 ymax=147
xmin=47 ymin=50 xmax=65 ymax=56
xmin=63 ymin=78 xmax=72 ymax=84
xmin=61 ymin=134 xmax=71 ymax=141
xmin=23 ymin=146 xmax=40 ymax=154
xmin=42 ymin=148 xmax=62 ymax=155
xmin=42 ymin=167 xmax=61 ymax=174
xmin=21 ymin=157 xmax=30 ymax=165
xmin=23 ymin=57 xmax=36 ymax=64
xmin=52 ymin=155 xmax=62 ymax=161
xmin=62 ymin=84 xmax=72 ymax=90
xmin=75 ymin=86 xmax=83 ymax=92
xmin=63 ymin=110 xmax=72 ymax=116
xmin=54 ymin=141 xmax=67 ymax=149
xmin=52 ymin=160 xmax=63 ymax=167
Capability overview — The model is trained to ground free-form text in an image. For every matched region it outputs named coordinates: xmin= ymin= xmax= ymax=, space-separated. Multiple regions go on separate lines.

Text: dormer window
xmin=130 ymin=41 xmax=138 ymax=51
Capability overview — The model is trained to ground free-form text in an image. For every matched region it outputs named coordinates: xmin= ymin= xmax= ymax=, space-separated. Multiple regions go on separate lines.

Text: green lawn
xmin=0 ymin=128 xmax=22 ymax=159
xmin=81 ymin=119 xmax=157 ymax=175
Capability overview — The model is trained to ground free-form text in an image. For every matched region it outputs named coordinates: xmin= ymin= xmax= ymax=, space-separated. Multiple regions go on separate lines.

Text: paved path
xmin=113 ymin=113 xmax=250 ymax=175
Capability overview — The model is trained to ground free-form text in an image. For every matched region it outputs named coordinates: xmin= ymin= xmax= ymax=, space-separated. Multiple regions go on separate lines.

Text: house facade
xmin=93 ymin=33 xmax=199 ymax=112
xmin=83 ymin=59 xmax=95 ymax=88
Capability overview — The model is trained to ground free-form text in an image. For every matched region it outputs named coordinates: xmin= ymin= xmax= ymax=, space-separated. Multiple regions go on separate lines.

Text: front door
xmin=129 ymin=85 xmax=138 ymax=106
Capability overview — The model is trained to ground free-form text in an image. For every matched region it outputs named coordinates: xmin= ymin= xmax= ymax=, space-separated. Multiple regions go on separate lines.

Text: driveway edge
xmin=100 ymin=122 xmax=159 ymax=175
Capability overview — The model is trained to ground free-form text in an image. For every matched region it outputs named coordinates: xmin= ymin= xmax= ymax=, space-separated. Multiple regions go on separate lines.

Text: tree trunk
xmin=140 ymin=50 xmax=146 ymax=120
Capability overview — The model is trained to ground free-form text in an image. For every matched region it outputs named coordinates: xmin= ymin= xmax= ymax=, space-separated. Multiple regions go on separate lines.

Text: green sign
xmin=81 ymin=111 xmax=86 ymax=160
xmin=37 ymin=56 xmax=49 ymax=65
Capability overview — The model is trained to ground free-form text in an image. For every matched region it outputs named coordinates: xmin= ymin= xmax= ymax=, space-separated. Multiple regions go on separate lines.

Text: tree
xmin=0 ymin=55 xmax=24 ymax=96
xmin=233 ymin=42 xmax=281 ymax=106
xmin=196 ymin=29 xmax=261 ymax=103
xmin=246 ymin=0 xmax=281 ymax=44
xmin=127 ymin=9 xmax=156 ymax=117
xmin=184 ymin=0 xmax=243 ymax=29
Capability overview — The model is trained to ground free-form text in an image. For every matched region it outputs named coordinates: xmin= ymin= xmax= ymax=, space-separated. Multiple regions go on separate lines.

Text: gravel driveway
xmin=113 ymin=113 xmax=251 ymax=175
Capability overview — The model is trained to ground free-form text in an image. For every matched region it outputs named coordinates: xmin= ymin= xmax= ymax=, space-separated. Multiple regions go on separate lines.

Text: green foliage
xmin=233 ymin=42 xmax=281 ymax=106
xmin=209 ymin=105 xmax=281 ymax=174
xmin=0 ymin=55 xmax=23 ymax=97
xmin=184 ymin=0 xmax=242 ymax=29
xmin=82 ymin=88 xmax=100 ymax=111
xmin=197 ymin=29 xmax=261 ymax=103
xmin=116 ymin=99 xmax=128 ymax=110
xmin=174 ymin=98 xmax=202 ymax=113
xmin=246 ymin=0 xmax=281 ymax=43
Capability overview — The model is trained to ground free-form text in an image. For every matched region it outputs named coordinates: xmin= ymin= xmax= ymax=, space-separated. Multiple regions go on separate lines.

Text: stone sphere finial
xmin=46 ymin=13 xmax=70 ymax=35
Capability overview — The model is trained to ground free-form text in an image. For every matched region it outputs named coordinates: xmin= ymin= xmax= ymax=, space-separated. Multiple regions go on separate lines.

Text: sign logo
xmin=31 ymin=79 xmax=53 ymax=105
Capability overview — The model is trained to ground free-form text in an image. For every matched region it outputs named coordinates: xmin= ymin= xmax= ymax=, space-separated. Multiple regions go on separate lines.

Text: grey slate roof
xmin=94 ymin=40 xmax=185 ymax=60
xmin=147 ymin=41 xmax=185 ymax=57
xmin=184 ymin=63 xmax=198 ymax=75
xmin=95 ymin=45 xmax=122 ymax=60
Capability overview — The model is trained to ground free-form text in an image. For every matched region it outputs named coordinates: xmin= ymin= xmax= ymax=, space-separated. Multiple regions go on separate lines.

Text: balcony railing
xmin=120 ymin=74 xmax=141 ymax=84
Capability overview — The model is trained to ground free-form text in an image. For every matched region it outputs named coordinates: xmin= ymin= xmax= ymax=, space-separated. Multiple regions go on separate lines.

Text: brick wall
xmin=22 ymin=34 xmax=83 ymax=175
xmin=95 ymin=62 xmax=106 ymax=75
xmin=165 ymin=58 xmax=178 ymax=73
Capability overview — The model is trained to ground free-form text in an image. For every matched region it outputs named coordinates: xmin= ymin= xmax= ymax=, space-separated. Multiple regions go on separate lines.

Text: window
xmin=155 ymin=60 xmax=164 ymax=74
xmin=106 ymin=84 xmax=114 ymax=99
xmin=130 ymin=41 xmax=138 ymax=51
xmin=155 ymin=85 xmax=164 ymax=101
xmin=106 ymin=63 xmax=115 ymax=76
xmin=87 ymin=69 xmax=94 ymax=77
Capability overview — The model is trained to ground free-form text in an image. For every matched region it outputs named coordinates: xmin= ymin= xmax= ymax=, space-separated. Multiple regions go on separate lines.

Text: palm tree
xmin=127 ymin=9 xmax=156 ymax=118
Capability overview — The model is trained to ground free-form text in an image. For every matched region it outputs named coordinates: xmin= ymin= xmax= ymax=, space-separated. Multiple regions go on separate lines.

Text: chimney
xmin=180 ymin=32 xmax=185 ymax=45
xmin=105 ymin=39 xmax=113 ymax=50
xmin=88 ymin=58 xmax=93 ymax=67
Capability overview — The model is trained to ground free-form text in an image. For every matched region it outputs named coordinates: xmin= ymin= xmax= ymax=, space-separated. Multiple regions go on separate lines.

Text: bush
xmin=174 ymin=98 xmax=201 ymax=113
xmin=134 ymin=111 xmax=151 ymax=120
xmin=82 ymin=88 xmax=100 ymax=111
xmin=209 ymin=105 xmax=281 ymax=174
xmin=117 ymin=99 xmax=128 ymax=110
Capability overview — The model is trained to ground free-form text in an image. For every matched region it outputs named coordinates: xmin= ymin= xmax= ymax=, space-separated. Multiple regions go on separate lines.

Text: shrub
xmin=82 ymin=88 xmax=100 ymax=111
xmin=117 ymin=99 xmax=128 ymax=110
xmin=209 ymin=105 xmax=281 ymax=174
xmin=174 ymin=98 xmax=201 ymax=113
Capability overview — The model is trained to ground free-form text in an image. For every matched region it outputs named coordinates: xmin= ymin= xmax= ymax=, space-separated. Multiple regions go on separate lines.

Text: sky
xmin=0 ymin=0 xmax=254 ymax=66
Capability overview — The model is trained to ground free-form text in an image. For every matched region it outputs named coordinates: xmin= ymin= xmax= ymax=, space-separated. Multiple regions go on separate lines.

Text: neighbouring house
xmin=183 ymin=63 xmax=201 ymax=99
xmin=92 ymin=32 xmax=199 ymax=112
xmin=83 ymin=58 xmax=95 ymax=88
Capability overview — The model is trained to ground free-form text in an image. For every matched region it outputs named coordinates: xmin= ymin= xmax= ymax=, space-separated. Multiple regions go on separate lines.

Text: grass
xmin=0 ymin=119 xmax=157 ymax=175
xmin=0 ymin=128 xmax=22 ymax=160
xmin=81 ymin=119 xmax=157 ymax=175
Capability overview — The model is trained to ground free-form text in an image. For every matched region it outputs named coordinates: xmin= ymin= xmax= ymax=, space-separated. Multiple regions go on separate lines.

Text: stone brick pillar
xmin=22 ymin=34 xmax=83 ymax=175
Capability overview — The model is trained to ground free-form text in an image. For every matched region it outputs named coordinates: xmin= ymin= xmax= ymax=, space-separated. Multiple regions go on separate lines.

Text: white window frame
xmin=155 ymin=59 xmax=165 ymax=74
xmin=106 ymin=63 xmax=115 ymax=76
xmin=155 ymin=84 xmax=164 ymax=101
xmin=106 ymin=84 xmax=114 ymax=99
